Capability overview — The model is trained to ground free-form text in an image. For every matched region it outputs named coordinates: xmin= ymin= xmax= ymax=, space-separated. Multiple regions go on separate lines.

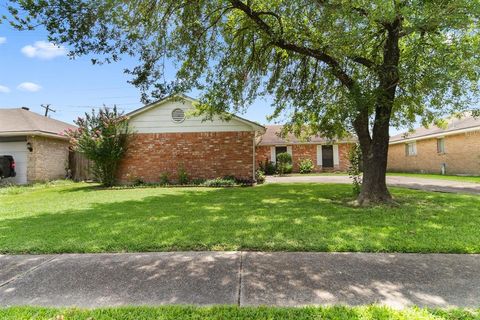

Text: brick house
xmin=256 ymin=125 xmax=356 ymax=172
xmin=117 ymin=95 xmax=265 ymax=183
xmin=0 ymin=108 xmax=76 ymax=184
xmin=388 ymin=114 xmax=480 ymax=175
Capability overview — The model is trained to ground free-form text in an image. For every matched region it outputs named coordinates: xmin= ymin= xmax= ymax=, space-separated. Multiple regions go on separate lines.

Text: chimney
xmin=21 ymin=107 xmax=30 ymax=111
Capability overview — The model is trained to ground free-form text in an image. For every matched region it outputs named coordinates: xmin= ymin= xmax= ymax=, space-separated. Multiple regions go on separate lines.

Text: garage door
xmin=0 ymin=141 xmax=28 ymax=184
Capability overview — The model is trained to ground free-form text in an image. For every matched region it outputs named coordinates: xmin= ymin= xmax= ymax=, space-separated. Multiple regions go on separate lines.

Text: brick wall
xmin=27 ymin=136 xmax=70 ymax=183
xmin=387 ymin=131 xmax=480 ymax=175
xmin=255 ymin=143 xmax=353 ymax=172
xmin=117 ymin=131 xmax=255 ymax=183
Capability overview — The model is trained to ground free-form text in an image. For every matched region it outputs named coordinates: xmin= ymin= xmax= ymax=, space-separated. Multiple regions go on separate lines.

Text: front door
xmin=322 ymin=145 xmax=334 ymax=168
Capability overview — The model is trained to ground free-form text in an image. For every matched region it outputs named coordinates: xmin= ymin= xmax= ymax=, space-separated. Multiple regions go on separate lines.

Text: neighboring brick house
xmin=256 ymin=125 xmax=356 ymax=172
xmin=117 ymin=95 xmax=265 ymax=183
xmin=388 ymin=114 xmax=480 ymax=175
xmin=0 ymin=108 xmax=76 ymax=184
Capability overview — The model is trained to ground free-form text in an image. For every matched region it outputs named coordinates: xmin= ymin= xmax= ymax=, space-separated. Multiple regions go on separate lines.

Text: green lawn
xmin=1 ymin=181 xmax=479 ymax=254
xmin=1 ymin=306 xmax=478 ymax=320
xmin=387 ymin=172 xmax=480 ymax=183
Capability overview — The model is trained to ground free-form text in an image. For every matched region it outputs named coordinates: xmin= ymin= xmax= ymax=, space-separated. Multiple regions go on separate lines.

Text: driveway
xmin=1 ymin=252 xmax=479 ymax=309
xmin=266 ymin=175 xmax=480 ymax=194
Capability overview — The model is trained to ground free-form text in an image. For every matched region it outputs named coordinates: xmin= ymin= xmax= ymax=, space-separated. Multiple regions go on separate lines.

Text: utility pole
xmin=41 ymin=104 xmax=56 ymax=117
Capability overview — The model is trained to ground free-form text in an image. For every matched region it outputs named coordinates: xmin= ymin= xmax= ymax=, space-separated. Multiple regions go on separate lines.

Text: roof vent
xmin=21 ymin=107 xmax=30 ymax=111
xmin=171 ymin=108 xmax=186 ymax=123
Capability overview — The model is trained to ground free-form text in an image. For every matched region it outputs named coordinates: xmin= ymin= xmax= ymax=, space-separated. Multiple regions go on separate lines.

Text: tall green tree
xmin=9 ymin=0 xmax=480 ymax=203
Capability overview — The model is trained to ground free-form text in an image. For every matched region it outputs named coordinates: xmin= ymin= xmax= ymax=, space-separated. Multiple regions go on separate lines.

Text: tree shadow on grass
xmin=0 ymin=184 xmax=479 ymax=254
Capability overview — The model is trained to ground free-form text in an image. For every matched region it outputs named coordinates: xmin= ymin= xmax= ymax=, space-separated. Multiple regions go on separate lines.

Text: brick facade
xmin=117 ymin=131 xmax=255 ymax=183
xmin=27 ymin=136 xmax=70 ymax=183
xmin=255 ymin=143 xmax=353 ymax=173
xmin=387 ymin=131 xmax=480 ymax=175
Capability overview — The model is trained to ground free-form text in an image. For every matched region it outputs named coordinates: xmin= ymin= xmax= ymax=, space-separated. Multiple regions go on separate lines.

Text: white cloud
xmin=0 ymin=37 xmax=6 ymax=45
xmin=21 ymin=41 xmax=66 ymax=60
xmin=0 ymin=85 xmax=11 ymax=93
xmin=17 ymin=82 xmax=42 ymax=92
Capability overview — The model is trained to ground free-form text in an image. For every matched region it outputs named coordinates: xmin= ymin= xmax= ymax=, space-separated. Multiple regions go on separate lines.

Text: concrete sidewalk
xmin=266 ymin=175 xmax=480 ymax=194
xmin=1 ymin=252 xmax=479 ymax=309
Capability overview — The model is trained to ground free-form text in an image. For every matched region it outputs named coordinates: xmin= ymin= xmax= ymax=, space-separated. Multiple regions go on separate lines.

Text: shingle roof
xmin=257 ymin=125 xmax=356 ymax=146
xmin=389 ymin=114 xmax=480 ymax=143
xmin=0 ymin=108 xmax=76 ymax=138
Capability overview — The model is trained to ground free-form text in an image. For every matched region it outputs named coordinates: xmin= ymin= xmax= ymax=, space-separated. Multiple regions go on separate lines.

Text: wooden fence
xmin=69 ymin=151 xmax=94 ymax=181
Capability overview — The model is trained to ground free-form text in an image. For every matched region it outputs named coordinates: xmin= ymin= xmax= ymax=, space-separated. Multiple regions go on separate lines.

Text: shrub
xmin=177 ymin=166 xmax=189 ymax=185
xmin=299 ymin=158 xmax=314 ymax=174
xmin=284 ymin=163 xmax=293 ymax=174
xmin=202 ymin=178 xmax=237 ymax=187
xmin=159 ymin=172 xmax=170 ymax=185
xmin=276 ymin=152 xmax=292 ymax=176
xmin=255 ymin=169 xmax=266 ymax=184
xmin=347 ymin=143 xmax=363 ymax=196
xmin=64 ymin=106 xmax=130 ymax=187
xmin=259 ymin=159 xmax=276 ymax=175
xmin=132 ymin=177 xmax=146 ymax=186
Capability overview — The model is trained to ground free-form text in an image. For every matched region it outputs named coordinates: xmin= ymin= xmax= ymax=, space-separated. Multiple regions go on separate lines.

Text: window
xmin=405 ymin=142 xmax=417 ymax=156
xmin=171 ymin=108 xmax=185 ymax=123
xmin=437 ymin=138 xmax=445 ymax=154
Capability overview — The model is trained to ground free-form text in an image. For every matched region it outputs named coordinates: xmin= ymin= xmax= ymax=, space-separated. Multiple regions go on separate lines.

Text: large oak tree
xmin=8 ymin=0 xmax=480 ymax=204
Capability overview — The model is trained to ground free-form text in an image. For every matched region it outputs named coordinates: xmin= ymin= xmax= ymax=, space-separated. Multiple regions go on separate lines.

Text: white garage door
xmin=0 ymin=141 xmax=28 ymax=184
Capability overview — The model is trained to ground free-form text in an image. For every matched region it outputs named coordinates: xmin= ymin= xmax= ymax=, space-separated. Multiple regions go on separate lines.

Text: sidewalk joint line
xmin=237 ymin=251 xmax=244 ymax=306
xmin=0 ymin=256 xmax=57 ymax=288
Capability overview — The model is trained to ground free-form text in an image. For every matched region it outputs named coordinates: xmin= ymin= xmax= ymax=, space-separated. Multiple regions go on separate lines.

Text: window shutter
xmin=317 ymin=145 xmax=323 ymax=166
xmin=270 ymin=146 xmax=276 ymax=164
xmin=333 ymin=145 xmax=339 ymax=166
xmin=287 ymin=146 xmax=292 ymax=156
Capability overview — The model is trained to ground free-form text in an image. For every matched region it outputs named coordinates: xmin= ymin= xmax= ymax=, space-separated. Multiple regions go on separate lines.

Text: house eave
xmin=389 ymin=125 xmax=480 ymax=145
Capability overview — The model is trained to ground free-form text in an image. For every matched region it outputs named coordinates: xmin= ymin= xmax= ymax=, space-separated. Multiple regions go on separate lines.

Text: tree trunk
xmin=354 ymin=17 xmax=401 ymax=205
xmin=356 ymin=120 xmax=392 ymax=205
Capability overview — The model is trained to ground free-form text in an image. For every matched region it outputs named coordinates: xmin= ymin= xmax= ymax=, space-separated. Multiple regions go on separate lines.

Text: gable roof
xmin=0 ymin=108 xmax=76 ymax=139
xmin=127 ymin=94 xmax=265 ymax=132
xmin=389 ymin=114 xmax=480 ymax=144
xmin=257 ymin=125 xmax=357 ymax=146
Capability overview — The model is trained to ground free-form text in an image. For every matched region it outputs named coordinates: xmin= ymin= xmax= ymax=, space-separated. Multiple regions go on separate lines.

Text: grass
xmin=387 ymin=172 xmax=480 ymax=183
xmin=1 ymin=181 xmax=479 ymax=254
xmin=1 ymin=306 xmax=478 ymax=320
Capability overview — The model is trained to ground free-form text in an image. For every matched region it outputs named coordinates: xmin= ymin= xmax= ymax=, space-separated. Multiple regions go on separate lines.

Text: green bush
xmin=202 ymin=177 xmax=237 ymax=187
xmin=276 ymin=152 xmax=292 ymax=176
xmin=259 ymin=159 xmax=276 ymax=175
xmin=159 ymin=172 xmax=170 ymax=185
xmin=255 ymin=169 xmax=266 ymax=184
xmin=299 ymin=158 xmax=314 ymax=174
xmin=177 ymin=166 xmax=189 ymax=185
xmin=347 ymin=144 xmax=363 ymax=196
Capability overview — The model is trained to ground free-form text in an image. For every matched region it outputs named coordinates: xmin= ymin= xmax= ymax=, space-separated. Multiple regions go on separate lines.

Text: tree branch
xmin=229 ymin=0 xmax=357 ymax=90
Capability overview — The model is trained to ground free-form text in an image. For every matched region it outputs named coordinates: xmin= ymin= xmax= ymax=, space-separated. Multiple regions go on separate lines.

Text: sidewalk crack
xmin=0 ymin=256 xmax=57 ymax=288
xmin=237 ymin=251 xmax=244 ymax=306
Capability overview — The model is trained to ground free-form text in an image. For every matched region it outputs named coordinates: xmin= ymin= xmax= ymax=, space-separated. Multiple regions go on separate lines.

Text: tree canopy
xmin=8 ymin=0 xmax=480 ymax=203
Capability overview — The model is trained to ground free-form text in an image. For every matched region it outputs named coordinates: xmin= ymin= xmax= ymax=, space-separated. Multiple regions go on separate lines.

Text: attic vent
xmin=171 ymin=108 xmax=185 ymax=123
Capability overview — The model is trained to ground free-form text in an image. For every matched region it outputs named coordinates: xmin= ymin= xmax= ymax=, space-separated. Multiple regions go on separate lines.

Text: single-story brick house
xmin=0 ymin=108 xmax=76 ymax=184
xmin=117 ymin=95 xmax=265 ymax=183
xmin=255 ymin=125 xmax=356 ymax=173
xmin=388 ymin=114 xmax=480 ymax=175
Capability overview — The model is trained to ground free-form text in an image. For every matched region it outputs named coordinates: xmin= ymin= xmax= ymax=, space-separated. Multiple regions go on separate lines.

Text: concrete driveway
xmin=266 ymin=175 xmax=480 ymax=194
xmin=1 ymin=252 xmax=479 ymax=309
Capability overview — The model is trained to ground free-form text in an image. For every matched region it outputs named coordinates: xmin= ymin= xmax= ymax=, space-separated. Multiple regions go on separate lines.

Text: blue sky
xmin=0 ymin=22 xmax=275 ymax=126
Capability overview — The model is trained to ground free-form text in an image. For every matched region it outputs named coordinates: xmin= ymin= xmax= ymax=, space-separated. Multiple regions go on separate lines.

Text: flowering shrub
xmin=299 ymin=158 xmax=314 ymax=174
xmin=64 ymin=107 xmax=130 ymax=187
